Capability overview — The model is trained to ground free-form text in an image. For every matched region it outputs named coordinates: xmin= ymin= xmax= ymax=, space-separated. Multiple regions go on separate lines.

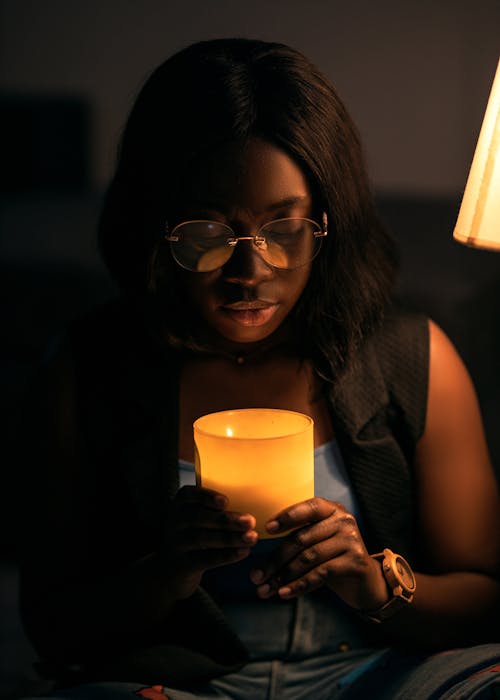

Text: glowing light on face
xmin=177 ymin=138 xmax=315 ymax=346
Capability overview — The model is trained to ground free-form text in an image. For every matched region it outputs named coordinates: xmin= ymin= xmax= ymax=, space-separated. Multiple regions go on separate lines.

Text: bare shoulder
xmin=424 ymin=319 xmax=486 ymax=438
xmin=416 ymin=320 xmax=500 ymax=573
xmin=423 ymin=318 xmax=489 ymax=452
xmin=428 ymin=319 xmax=473 ymax=389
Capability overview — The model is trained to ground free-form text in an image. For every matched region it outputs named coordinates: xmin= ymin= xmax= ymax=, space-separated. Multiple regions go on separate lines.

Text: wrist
xmin=357 ymin=548 xmax=416 ymax=623
xmin=366 ymin=554 xmax=393 ymax=609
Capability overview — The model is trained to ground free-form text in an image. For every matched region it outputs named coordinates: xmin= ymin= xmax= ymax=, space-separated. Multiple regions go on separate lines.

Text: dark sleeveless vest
xmin=66 ymin=299 xmax=429 ymax=684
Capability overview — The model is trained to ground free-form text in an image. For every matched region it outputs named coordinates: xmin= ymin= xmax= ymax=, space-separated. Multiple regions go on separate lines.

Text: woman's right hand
xmin=162 ymin=485 xmax=258 ymax=599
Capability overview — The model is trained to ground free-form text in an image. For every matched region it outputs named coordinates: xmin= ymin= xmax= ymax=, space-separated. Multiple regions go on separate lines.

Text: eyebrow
xmin=190 ymin=195 xmax=311 ymax=215
xmin=266 ymin=195 xmax=310 ymax=212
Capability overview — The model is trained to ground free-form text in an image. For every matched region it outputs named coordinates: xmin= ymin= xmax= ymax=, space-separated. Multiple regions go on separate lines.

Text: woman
xmin=18 ymin=38 xmax=500 ymax=699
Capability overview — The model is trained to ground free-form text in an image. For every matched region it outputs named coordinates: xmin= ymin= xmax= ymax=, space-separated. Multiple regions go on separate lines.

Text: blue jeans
xmin=19 ymin=645 xmax=500 ymax=699
xmin=337 ymin=644 xmax=500 ymax=699
xmin=19 ymin=594 xmax=500 ymax=699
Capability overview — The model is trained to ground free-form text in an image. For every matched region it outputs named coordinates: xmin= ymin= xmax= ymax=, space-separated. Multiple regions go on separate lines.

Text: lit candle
xmin=194 ymin=408 xmax=314 ymax=537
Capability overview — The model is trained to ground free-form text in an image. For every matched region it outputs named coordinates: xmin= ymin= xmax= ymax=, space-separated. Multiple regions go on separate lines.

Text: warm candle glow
xmin=454 ymin=58 xmax=500 ymax=251
xmin=194 ymin=408 xmax=314 ymax=538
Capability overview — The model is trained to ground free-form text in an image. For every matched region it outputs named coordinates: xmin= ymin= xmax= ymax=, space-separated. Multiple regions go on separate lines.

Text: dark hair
xmin=98 ymin=37 xmax=398 ymax=381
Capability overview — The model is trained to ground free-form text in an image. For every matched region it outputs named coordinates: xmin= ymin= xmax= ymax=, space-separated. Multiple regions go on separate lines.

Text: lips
xmin=220 ymin=300 xmax=279 ymax=326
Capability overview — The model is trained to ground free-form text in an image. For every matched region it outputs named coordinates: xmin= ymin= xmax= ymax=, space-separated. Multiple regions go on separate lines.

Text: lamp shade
xmin=454 ymin=58 xmax=500 ymax=251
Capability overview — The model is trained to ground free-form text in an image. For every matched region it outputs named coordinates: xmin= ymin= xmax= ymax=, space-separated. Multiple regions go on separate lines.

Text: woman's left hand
xmin=250 ymin=498 xmax=390 ymax=611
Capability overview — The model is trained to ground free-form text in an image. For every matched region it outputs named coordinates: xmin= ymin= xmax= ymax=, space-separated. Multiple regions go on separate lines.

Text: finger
xmin=265 ymin=498 xmax=341 ymax=535
xmin=176 ymin=524 xmax=259 ymax=553
xmin=275 ymin=549 xmax=369 ymax=600
xmin=175 ymin=507 xmax=257 ymax=534
xmin=276 ymin=563 xmax=332 ymax=599
xmin=251 ymin=509 xmax=358 ymax=584
xmin=175 ymin=485 xmax=228 ymax=510
xmin=254 ymin=532 xmax=349 ymax=598
xmin=250 ymin=516 xmax=337 ymax=586
xmin=275 ymin=530 xmax=365 ymax=594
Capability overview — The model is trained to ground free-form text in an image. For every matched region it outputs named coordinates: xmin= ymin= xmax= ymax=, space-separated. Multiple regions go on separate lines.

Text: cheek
xmin=288 ymin=266 xmax=312 ymax=304
xmin=178 ymin=266 xmax=312 ymax=316
xmin=179 ymin=271 xmax=220 ymax=309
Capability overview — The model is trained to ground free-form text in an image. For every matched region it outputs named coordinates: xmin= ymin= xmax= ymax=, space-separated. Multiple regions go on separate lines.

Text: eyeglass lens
xmin=170 ymin=219 xmax=322 ymax=272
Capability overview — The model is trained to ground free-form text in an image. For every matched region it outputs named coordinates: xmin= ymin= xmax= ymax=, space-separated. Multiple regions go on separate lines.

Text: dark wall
xmin=1 ymin=0 xmax=499 ymax=193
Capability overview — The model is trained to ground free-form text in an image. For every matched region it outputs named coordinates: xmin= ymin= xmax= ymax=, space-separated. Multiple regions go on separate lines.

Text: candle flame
xmin=226 ymin=426 xmax=234 ymax=437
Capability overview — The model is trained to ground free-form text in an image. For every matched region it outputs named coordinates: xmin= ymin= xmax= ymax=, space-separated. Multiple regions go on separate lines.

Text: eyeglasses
xmin=165 ymin=214 xmax=328 ymax=272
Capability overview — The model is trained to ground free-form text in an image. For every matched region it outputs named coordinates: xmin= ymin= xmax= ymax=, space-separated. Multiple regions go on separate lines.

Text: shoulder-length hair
xmin=98 ymin=37 xmax=398 ymax=382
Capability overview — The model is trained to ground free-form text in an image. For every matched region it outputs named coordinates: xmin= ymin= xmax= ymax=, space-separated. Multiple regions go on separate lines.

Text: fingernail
xmin=279 ymin=586 xmax=292 ymax=597
xmin=214 ymin=495 xmax=227 ymax=508
xmin=238 ymin=515 xmax=256 ymax=529
xmin=266 ymin=520 xmax=279 ymax=533
xmin=250 ymin=569 xmax=264 ymax=584
xmin=242 ymin=531 xmax=257 ymax=544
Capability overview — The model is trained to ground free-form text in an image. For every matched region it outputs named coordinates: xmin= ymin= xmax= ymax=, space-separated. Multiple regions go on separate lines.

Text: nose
xmin=221 ymin=237 xmax=274 ymax=285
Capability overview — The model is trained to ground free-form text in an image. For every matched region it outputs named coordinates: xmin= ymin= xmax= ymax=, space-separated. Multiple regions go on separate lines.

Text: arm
xmin=18 ymin=340 xmax=257 ymax=667
xmin=386 ymin=319 xmax=500 ymax=647
xmin=249 ymin=321 xmax=500 ymax=650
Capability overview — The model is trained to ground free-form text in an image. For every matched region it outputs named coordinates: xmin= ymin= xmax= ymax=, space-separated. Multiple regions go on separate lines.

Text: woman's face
xmin=173 ymin=137 xmax=315 ymax=348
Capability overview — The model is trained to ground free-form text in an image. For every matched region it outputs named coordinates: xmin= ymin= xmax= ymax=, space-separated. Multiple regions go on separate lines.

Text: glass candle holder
xmin=193 ymin=408 xmax=314 ymax=537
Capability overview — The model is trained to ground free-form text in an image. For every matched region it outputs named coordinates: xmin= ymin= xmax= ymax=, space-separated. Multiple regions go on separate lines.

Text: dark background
xmin=1 ymin=1 xmax=499 ymax=696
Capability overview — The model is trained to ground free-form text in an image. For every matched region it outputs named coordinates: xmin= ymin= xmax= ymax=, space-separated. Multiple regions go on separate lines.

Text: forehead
xmin=179 ymin=137 xmax=312 ymax=214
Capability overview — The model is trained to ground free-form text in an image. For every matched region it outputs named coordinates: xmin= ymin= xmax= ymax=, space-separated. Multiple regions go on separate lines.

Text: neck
xmin=192 ymin=319 xmax=299 ymax=366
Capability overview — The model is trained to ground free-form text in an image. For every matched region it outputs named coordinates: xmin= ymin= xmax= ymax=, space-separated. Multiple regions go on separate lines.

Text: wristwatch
xmin=360 ymin=548 xmax=416 ymax=623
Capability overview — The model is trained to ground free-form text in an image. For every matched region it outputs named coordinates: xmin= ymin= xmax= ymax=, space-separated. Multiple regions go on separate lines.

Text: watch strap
xmin=358 ymin=548 xmax=415 ymax=623
xmin=359 ymin=593 xmax=410 ymax=623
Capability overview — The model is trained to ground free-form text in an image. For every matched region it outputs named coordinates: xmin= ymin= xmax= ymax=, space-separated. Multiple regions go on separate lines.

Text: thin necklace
xmin=178 ymin=321 xmax=298 ymax=365
xmin=198 ymin=337 xmax=293 ymax=366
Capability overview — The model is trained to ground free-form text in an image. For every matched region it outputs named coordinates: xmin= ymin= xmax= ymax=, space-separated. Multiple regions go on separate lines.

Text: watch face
xmin=395 ymin=555 xmax=416 ymax=591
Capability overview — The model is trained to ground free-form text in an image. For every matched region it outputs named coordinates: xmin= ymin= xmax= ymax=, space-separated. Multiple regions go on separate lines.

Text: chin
xmin=211 ymin=317 xmax=282 ymax=346
xmin=217 ymin=325 xmax=276 ymax=345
